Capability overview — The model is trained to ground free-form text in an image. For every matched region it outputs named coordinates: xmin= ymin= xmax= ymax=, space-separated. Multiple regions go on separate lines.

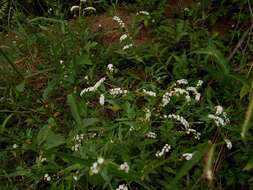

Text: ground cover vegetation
xmin=0 ymin=0 xmax=253 ymax=189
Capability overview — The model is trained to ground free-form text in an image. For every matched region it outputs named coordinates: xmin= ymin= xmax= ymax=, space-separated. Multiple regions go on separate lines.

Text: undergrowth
xmin=0 ymin=0 xmax=253 ymax=189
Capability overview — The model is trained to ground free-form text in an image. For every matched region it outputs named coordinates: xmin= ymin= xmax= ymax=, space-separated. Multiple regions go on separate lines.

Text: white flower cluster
xmin=208 ymin=105 xmax=230 ymax=127
xmin=176 ymin=79 xmax=188 ymax=85
xmin=136 ymin=11 xmax=150 ymax=16
xmin=142 ymin=89 xmax=156 ymax=97
xmin=13 ymin=144 xmax=18 ymax=149
xmin=122 ymin=44 xmax=133 ymax=50
xmin=116 ymin=184 xmax=128 ymax=190
xmin=71 ymin=134 xmax=84 ymax=151
xmin=182 ymin=153 xmax=193 ymax=160
xmin=144 ymin=108 xmax=151 ymax=121
xmin=164 ymin=114 xmax=189 ymax=129
xmin=70 ymin=5 xmax=79 ymax=12
xmin=38 ymin=154 xmax=47 ymax=163
xmin=99 ymin=94 xmax=105 ymax=106
xmin=161 ymin=79 xmax=202 ymax=107
xmin=44 ymin=173 xmax=51 ymax=182
xmin=146 ymin=131 xmax=157 ymax=139
xmin=80 ymin=77 xmax=106 ymax=96
xmin=120 ymin=34 xmax=128 ymax=42
xmin=224 ymin=138 xmax=232 ymax=149
xmin=107 ymin=64 xmax=114 ymax=72
xmin=113 ymin=16 xmax=125 ymax=28
xmin=90 ymin=157 xmax=105 ymax=175
xmin=84 ymin=7 xmax=96 ymax=11
xmin=186 ymin=128 xmax=201 ymax=140
xmin=155 ymin=144 xmax=171 ymax=157
xmin=119 ymin=162 xmax=130 ymax=173
xmin=73 ymin=170 xmax=79 ymax=181
xmin=109 ymin=88 xmax=128 ymax=96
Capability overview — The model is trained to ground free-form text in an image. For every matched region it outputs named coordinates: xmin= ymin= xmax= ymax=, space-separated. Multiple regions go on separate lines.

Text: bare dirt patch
xmin=165 ymin=0 xmax=193 ymax=17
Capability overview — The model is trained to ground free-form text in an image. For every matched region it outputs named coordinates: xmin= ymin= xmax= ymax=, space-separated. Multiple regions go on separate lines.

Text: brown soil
xmin=209 ymin=19 xmax=235 ymax=36
xmin=85 ymin=9 xmax=153 ymax=46
xmin=165 ymin=0 xmax=193 ymax=17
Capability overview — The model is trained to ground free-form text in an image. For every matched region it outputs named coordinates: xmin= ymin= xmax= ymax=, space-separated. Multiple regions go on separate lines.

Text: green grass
xmin=0 ymin=0 xmax=253 ymax=189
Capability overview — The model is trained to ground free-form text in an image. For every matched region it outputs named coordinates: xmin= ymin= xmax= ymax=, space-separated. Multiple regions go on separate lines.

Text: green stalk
xmin=241 ymin=83 xmax=253 ymax=140
xmin=0 ymin=47 xmax=45 ymax=104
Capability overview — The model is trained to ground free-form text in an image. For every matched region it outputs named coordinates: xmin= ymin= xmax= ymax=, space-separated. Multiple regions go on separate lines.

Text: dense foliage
xmin=0 ymin=0 xmax=253 ymax=189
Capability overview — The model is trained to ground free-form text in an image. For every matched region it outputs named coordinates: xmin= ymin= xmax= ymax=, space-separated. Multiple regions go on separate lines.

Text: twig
xmin=228 ymin=27 xmax=251 ymax=61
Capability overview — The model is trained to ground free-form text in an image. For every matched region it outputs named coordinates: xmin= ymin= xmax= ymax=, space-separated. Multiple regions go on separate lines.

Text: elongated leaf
xmin=43 ymin=131 xmax=65 ymax=150
xmin=193 ymin=48 xmax=230 ymax=75
xmin=83 ymin=118 xmax=99 ymax=127
xmin=170 ymin=142 xmax=210 ymax=187
xmin=67 ymin=94 xmax=82 ymax=128
xmin=37 ymin=125 xmax=50 ymax=146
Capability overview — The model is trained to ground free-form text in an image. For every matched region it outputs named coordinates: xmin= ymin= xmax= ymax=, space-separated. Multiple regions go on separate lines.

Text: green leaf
xmin=43 ymin=78 xmax=58 ymax=100
xmin=170 ymin=142 xmax=210 ymax=186
xmin=37 ymin=125 xmax=50 ymax=146
xmin=75 ymin=54 xmax=92 ymax=65
xmin=43 ymin=131 xmax=65 ymax=150
xmin=243 ymin=160 xmax=253 ymax=171
xmin=193 ymin=48 xmax=230 ymax=75
xmin=83 ymin=118 xmax=99 ymax=127
xmin=16 ymin=81 xmax=25 ymax=92
xmin=240 ymin=84 xmax=251 ymax=99
xmin=67 ymin=94 xmax=82 ymax=128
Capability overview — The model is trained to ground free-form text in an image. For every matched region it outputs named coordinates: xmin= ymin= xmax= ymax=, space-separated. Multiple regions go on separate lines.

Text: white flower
xmin=116 ymin=184 xmax=128 ymax=190
xmin=144 ymin=108 xmax=151 ymax=121
xmin=44 ymin=173 xmax=51 ymax=181
xmin=165 ymin=114 xmax=189 ymax=129
xmin=70 ymin=5 xmax=79 ymax=12
xmin=224 ymin=139 xmax=232 ymax=149
xmin=176 ymin=79 xmax=188 ymax=85
xmin=186 ymin=128 xmax=201 ymax=140
xmin=80 ymin=77 xmax=106 ymax=96
xmin=71 ymin=143 xmax=81 ymax=152
xmin=215 ymin=105 xmax=224 ymax=115
xmin=119 ymin=162 xmax=130 ymax=173
xmin=146 ymin=132 xmax=157 ymax=139
xmin=107 ymin=64 xmax=114 ymax=72
xmin=73 ymin=175 xmax=78 ymax=181
xmin=122 ymin=44 xmax=133 ymax=50
xmin=112 ymin=16 xmax=125 ymax=28
xmin=60 ymin=60 xmax=63 ymax=64
xmin=80 ymin=0 xmax=86 ymax=2
xmin=97 ymin=157 xmax=104 ymax=164
xmin=161 ymin=92 xmax=172 ymax=106
xmin=184 ymin=7 xmax=190 ymax=12
xmin=137 ymin=11 xmax=150 ymax=16
xmin=90 ymin=157 xmax=105 ymax=175
xmin=182 ymin=153 xmax=193 ymax=160
xmin=99 ymin=94 xmax=105 ymax=106
xmin=13 ymin=144 xmax=18 ymax=149
xmin=120 ymin=34 xmax=128 ymax=42
xmin=142 ymin=89 xmax=156 ymax=97
xmin=156 ymin=144 xmax=171 ymax=157
xmin=109 ymin=88 xmax=128 ymax=96
xmin=196 ymin=80 xmax=203 ymax=87
xmin=84 ymin=7 xmax=96 ymax=11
